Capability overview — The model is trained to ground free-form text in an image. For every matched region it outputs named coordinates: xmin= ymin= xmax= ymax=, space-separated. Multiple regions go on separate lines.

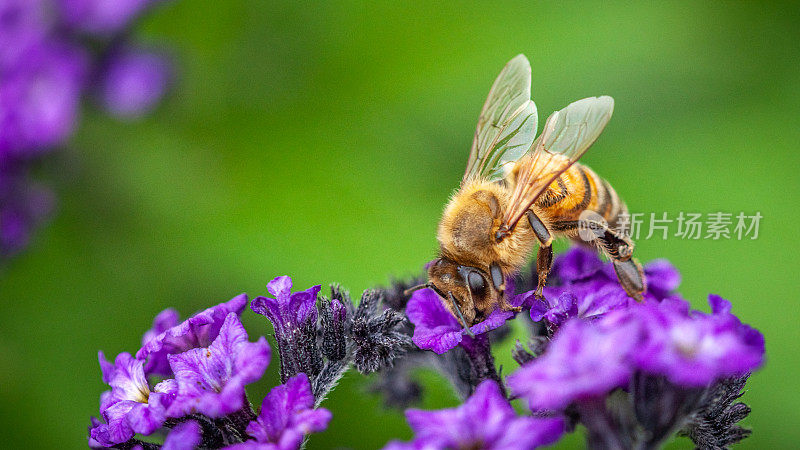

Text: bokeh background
xmin=1 ymin=1 xmax=799 ymax=448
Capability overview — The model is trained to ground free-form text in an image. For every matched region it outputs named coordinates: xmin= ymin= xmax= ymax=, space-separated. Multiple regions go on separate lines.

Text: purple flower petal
xmin=508 ymin=318 xmax=639 ymax=411
xmin=56 ymin=0 xmax=152 ymax=35
xmin=252 ymin=277 xmax=321 ymax=331
xmin=0 ymin=0 xmax=48 ymax=72
xmin=644 ymin=259 xmax=682 ymax=296
xmin=391 ymin=380 xmax=564 ymax=450
xmin=162 ymin=420 xmax=202 ymax=450
xmin=91 ymin=352 xmax=174 ymax=446
xmin=633 ymin=299 xmax=765 ymax=386
xmin=407 ymin=288 xmax=518 ymax=354
xmin=167 ymin=313 xmax=270 ymax=418
xmin=136 ymin=293 xmax=248 ymax=377
xmin=267 ymin=275 xmax=293 ymax=299
xmin=550 ymin=246 xmax=606 ymax=282
xmin=242 ymin=373 xmax=331 ymax=450
xmin=708 ymin=294 xmax=732 ymax=315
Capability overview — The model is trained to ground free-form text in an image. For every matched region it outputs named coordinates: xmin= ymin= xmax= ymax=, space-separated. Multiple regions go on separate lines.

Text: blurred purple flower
xmin=0 ymin=163 xmax=54 ymax=257
xmin=0 ymin=0 xmax=49 ymax=71
xmin=137 ymin=293 xmax=248 ymax=377
xmin=89 ymin=352 xmax=177 ymax=447
xmin=167 ymin=313 xmax=270 ymax=418
xmin=0 ymin=0 xmax=177 ymax=260
xmin=508 ymin=317 xmax=640 ymax=411
xmin=226 ymin=373 xmax=332 ymax=450
xmin=406 ymin=287 xmax=525 ymax=354
xmin=97 ymin=47 xmax=171 ymax=119
xmin=163 ymin=420 xmax=202 ymax=450
xmin=633 ymin=295 xmax=765 ymax=386
xmin=0 ymin=40 xmax=87 ymax=156
xmin=56 ymin=0 xmax=153 ymax=35
xmin=384 ymin=380 xmax=564 ymax=450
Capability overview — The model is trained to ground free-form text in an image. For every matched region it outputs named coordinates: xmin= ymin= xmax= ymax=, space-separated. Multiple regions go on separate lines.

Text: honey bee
xmin=421 ymin=54 xmax=646 ymax=329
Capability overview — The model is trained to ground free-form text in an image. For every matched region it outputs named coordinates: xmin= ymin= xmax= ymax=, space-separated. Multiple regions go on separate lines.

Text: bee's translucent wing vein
xmin=501 ymin=96 xmax=615 ymax=232
xmin=463 ymin=55 xmax=538 ymax=184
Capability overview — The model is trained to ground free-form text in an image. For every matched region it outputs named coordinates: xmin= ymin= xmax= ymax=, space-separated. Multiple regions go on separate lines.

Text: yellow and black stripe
xmin=535 ymin=163 xmax=627 ymax=229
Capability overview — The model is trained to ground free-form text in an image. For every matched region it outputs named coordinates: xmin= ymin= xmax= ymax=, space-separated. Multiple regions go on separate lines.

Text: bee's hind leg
xmin=581 ymin=219 xmax=647 ymax=301
xmin=612 ymin=258 xmax=646 ymax=302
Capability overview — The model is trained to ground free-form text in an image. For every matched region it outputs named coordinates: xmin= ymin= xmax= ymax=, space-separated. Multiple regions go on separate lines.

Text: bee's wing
xmin=501 ymin=96 xmax=614 ymax=231
xmin=463 ymin=54 xmax=538 ymax=184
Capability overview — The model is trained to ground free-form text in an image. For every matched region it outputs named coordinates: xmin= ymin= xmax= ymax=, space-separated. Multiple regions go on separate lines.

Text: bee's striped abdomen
xmin=535 ymin=163 xmax=627 ymax=228
xmin=585 ymin=166 xmax=627 ymax=228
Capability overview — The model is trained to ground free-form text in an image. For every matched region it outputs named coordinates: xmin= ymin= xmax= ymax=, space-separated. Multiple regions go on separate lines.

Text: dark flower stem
xmin=631 ymin=372 xmax=706 ymax=449
xmin=575 ymin=397 xmax=632 ymax=450
xmin=461 ymin=334 xmax=505 ymax=396
xmin=114 ymin=439 xmax=161 ymax=450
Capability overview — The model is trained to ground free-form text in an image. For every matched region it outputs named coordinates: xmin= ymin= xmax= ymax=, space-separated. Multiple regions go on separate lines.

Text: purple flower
xmin=167 ymin=312 xmax=270 ymax=418
xmin=56 ymin=0 xmax=153 ymax=35
xmin=251 ymin=276 xmax=322 ymax=380
xmin=0 ymin=40 xmax=87 ymax=156
xmin=136 ymin=293 xmax=248 ymax=377
xmin=89 ymin=352 xmax=177 ymax=446
xmin=226 ymin=373 xmax=332 ymax=450
xmin=0 ymin=0 xmax=49 ymax=71
xmin=406 ymin=287 xmax=525 ymax=354
xmin=162 ymin=420 xmax=202 ymax=450
xmin=97 ymin=47 xmax=171 ymax=119
xmin=633 ymin=295 xmax=765 ymax=386
xmin=251 ymin=276 xmax=321 ymax=332
xmin=528 ymin=247 xmax=682 ymax=328
xmin=384 ymin=380 xmax=564 ymax=450
xmin=511 ymin=292 xmax=765 ymax=412
xmin=508 ymin=317 xmax=640 ymax=411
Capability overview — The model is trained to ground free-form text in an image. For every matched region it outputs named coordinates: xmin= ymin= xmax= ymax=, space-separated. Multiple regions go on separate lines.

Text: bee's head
xmin=426 ymin=258 xmax=501 ymax=327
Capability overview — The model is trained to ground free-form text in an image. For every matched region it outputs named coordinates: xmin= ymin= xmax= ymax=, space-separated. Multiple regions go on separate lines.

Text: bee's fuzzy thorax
xmin=437 ymin=178 xmax=537 ymax=275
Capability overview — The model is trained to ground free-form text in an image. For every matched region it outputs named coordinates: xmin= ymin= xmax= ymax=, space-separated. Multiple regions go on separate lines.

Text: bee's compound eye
xmin=467 ymin=271 xmax=486 ymax=294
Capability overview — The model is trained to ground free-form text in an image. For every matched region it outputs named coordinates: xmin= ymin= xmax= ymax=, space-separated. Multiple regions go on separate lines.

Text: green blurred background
xmin=1 ymin=1 xmax=798 ymax=448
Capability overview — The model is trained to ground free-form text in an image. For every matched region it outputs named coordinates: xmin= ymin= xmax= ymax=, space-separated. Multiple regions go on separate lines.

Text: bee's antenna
xmin=448 ymin=292 xmax=475 ymax=337
xmin=403 ymin=283 xmax=428 ymax=296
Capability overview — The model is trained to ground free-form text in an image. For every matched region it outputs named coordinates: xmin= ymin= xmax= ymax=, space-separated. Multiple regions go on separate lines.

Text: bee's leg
xmin=535 ymin=245 xmax=553 ymax=300
xmin=581 ymin=219 xmax=646 ymax=301
xmin=499 ymin=296 xmax=522 ymax=313
xmin=490 ymin=262 xmax=521 ymax=313
xmin=612 ymin=258 xmax=646 ymax=302
xmin=527 ymin=210 xmax=554 ymax=301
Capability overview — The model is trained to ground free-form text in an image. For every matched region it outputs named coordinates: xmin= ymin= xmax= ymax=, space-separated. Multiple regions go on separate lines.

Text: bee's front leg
xmin=490 ymin=262 xmax=521 ymax=313
xmin=499 ymin=295 xmax=522 ymax=313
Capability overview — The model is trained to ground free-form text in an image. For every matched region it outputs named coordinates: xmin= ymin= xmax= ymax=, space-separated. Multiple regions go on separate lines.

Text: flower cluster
xmin=383 ymin=247 xmax=765 ymax=449
xmin=89 ymin=250 xmax=766 ymax=449
xmin=90 ymin=276 xmax=411 ymax=449
xmin=90 ymin=291 xmax=332 ymax=449
xmin=1 ymin=0 xmax=173 ymax=260
xmin=251 ymin=278 xmax=413 ymax=403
